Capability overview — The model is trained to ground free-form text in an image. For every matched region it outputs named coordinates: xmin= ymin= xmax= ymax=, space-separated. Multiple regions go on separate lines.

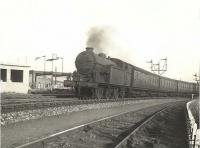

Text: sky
xmin=0 ymin=0 xmax=200 ymax=82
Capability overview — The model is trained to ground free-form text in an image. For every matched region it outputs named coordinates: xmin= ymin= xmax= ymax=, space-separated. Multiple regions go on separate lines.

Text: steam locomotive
xmin=64 ymin=47 xmax=199 ymax=99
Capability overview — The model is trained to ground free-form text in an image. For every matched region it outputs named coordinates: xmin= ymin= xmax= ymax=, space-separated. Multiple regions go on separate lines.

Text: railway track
xmin=2 ymin=97 xmax=158 ymax=105
xmin=114 ymin=106 xmax=169 ymax=148
xmin=1 ymin=98 xmax=77 ymax=105
xmin=15 ymin=101 xmax=184 ymax=148
xmin=1 ymin=97 xmax=164 ymax=113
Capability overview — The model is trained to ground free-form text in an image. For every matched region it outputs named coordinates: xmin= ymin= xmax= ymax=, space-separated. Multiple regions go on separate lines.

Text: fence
xmin=186 ymin=101 xmax=200 ymax=148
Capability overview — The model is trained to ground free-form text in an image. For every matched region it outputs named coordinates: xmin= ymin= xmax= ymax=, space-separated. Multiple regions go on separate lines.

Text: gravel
xmin=121 ymin=102 xmax=188 ymax=148
xmin=1 ymin=99 xmax=177 ymax=125
xmin=1 ymin=98 xmax=184 ymax=148
xmin=43 ymin=104 xmax=170 ymax=148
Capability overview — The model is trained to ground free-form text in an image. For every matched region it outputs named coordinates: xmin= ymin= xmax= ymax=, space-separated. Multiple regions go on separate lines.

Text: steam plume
xmin=86 ymin=27 xmax=111 ymax=53
xmin=86 ymin=26 xmax=134 ymax=64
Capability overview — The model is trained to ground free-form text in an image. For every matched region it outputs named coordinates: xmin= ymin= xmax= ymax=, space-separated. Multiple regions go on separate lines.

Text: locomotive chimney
xmin=86 ymin=47 xmax=94 ymax=52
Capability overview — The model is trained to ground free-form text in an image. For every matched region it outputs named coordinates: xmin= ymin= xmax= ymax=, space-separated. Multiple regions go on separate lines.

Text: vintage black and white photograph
xmin=0 ymin=0 xmax=200 ymax=148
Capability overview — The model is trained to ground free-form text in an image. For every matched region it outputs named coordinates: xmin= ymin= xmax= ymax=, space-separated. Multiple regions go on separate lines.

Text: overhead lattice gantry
xmin=146 ymin=58 xmax=167 ymax=75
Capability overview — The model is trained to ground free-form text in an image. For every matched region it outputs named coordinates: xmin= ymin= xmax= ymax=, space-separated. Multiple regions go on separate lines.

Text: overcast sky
xmin=0 ymin=0 xmax=200 ymax=82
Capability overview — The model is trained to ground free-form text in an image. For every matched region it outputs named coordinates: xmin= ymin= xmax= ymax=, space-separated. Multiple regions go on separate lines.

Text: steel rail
xmin=1 ymin=97 xmax=146 ymax=108
xmin=14 ymin=101 xmax=181 ymax=148
xmin=15 ymin=105 xmax=150 ymax=148
xmin=1 ymin=97 xmax=167 ymax=107
xmin=114 ymin=104 xmax=173 ymax=148
xmin=1 ymin=97 xmax=170 ymax=114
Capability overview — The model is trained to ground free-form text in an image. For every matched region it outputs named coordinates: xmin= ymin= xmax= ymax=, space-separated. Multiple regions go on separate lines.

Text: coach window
xmin=125 ymin=64 xmax=128 ymax=70
xmin=0 ymin=69 xmax=7 ymax=82
xmin=11 ymin=69 xmax=23 ymax=82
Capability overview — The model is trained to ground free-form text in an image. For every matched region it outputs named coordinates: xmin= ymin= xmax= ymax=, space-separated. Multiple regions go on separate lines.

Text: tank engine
xmin=65 ymin=47 xmax=198 ymax=99
xmin=75 ymin=47 xmax=130 ymax=99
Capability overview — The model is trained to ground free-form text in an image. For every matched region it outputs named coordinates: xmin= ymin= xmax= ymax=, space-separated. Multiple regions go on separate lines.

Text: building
xmin=29 ymin=70 xmax=70 ymax=89
xmin=31 ymin=75 xmax=52 ymax=89
xmin=0 ymin=64 xmax=30 ymax=93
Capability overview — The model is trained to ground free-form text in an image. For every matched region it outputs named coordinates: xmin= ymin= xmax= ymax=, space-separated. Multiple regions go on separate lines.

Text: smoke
xmin=86 ymin=26 xmax=134 ymax=64
xmin=86 ymin=27 xmax=111 ymax=53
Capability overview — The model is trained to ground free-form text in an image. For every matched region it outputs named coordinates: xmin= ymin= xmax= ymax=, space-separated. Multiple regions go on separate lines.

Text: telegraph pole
xmin=147 ymin=58 xmax=167 ymax=75
xmin=193 ymin=73 xmax=199 ymax=82
xmin=43 ymin=56 xmax=46 ymax=72
xmin=193 ymin=72 xmax=200 ymax=99
xmin=34 ymin=55 xmax=46 ymax=88
xmin=193 ymin=65 xmax=200 ymax=126
xmin=46 ymin=53 xmax=59 ymax=88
